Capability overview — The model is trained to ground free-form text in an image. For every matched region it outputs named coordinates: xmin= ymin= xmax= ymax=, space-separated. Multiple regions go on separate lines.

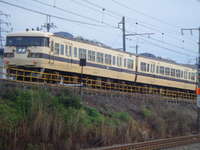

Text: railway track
xmin=0 ymin=67 xmax=197 ymax=103
xmin=83 ymin=134 xmax=200 ymax=150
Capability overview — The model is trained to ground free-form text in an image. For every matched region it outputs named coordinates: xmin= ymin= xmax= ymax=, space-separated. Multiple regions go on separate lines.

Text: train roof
xmin=7 ymin=31 xmax=53 ymax=37
xmin=138 ymin=53 xmax=197 ymax=69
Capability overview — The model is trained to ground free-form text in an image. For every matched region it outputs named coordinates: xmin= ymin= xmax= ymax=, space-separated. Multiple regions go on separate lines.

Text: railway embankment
xmin=0 ymin=80 xmax=198 ymax=150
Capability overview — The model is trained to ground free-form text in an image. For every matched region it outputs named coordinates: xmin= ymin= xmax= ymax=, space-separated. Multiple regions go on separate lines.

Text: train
xmin=3 ymin=31 xmax=197 ymax=92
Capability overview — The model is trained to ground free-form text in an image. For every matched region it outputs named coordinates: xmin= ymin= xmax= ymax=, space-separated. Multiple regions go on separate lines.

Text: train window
xmin=159 ymin=66 xmax=164 ymax=75
xmin=69 ymin=46 xmax=72 ymax=57
xmin=117 ymin=56 xmax=122 ymax=67
xmin=88 ymin=50 xmax=92 ymax=61
xmin=188 ymin=72 xmax=191 ymax=80
xmin=88 ymin=50 xmax=95 ymax=62
xmin=6 ymin=36 xmax=49 ymax=47
xmin=127 ymin=59 xmax=133 ymax=69
xmin=176 ymin=70 xmax=181 ymax=78
xmin=97 ymin=52 xmax=104 ymax=63
xmin=112 ymin=56 xmax=116 ymax=66
xmin=191 ymin=73 xmax=195 ymax=81
xmin=105 ymin=54 xmax=112 ymax=65
xmin=171 ymin=69 xmax=175 ymax=77
xmin=54 ymin=43 xmax=60 ymax=55
xmin=51 ymin=41 xmax=54 ymax=51
xmin=79 ymin=48 xmax=87 ymax=59
xmin=180 ymin=71 xmax=183 ymax=78
xmin=156 ymin=66 xmax=159 ymax=74
xmin=150 ymin=64 xmax=155 ymax=73
xmin=74 ymin=47 xmax=77 ymax=57
xmin=60 ymin=44 xmax=64 ymax=55
xmin=65 ymin=45 xmax=68 ymax=56
xmin=147 ymin=64 xmax=150 ymax=72
xmin=140 ymin=62 xmax=146 ymax=72
xmin=184 ymin=71 xmax=187 ymax=79
xmin=124 ymin=59 xmax=127 ymax=67
xmin=165 ymin=67 xmax=170 ymax=76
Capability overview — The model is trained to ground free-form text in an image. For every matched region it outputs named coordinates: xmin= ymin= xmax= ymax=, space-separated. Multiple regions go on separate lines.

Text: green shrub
xmin=112 ymin=112 xmax=132 ymax=122
xmin=0 ymin=102 xmax=22 ymax=127
xmin=142 ymin=108 xmax=152 ymax=118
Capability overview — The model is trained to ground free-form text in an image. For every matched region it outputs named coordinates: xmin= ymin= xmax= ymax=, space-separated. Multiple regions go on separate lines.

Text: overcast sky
xmin=0 ymin=0 xmax=200 ymax=64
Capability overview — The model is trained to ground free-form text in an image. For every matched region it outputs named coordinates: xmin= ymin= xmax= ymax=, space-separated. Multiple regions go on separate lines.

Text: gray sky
xmin=1 ymin=0 xmax=200 ymax=64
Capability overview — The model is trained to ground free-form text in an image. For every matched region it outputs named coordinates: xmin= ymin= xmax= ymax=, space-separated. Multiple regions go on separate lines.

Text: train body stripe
xmin=33 ymin=53 xmax=196 ymax=85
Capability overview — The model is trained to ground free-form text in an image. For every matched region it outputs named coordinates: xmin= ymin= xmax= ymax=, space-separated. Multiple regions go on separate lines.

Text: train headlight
xmin=16 ymin=47 xmax=26 ymax=54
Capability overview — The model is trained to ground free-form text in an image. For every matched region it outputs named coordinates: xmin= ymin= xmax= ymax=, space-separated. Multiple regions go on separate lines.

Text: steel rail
xmin=83 ymin=134 xmax=200 ymax=150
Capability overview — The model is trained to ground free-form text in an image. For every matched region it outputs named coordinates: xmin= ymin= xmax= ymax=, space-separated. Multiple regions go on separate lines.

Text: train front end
xmin=4 ymin=31 xmax=52 ymax=70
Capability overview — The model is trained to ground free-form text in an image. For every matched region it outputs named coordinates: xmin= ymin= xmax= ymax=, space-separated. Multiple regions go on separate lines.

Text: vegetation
xmin=0 ymin=83 xmax=197 ymax=150
xmin=0 ymin=85 xmax=139 ymax=150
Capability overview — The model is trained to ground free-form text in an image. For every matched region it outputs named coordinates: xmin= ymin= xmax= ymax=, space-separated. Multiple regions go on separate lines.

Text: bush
xmin=112 ymin=112 xmax=132 ymax=122
xmin=142 ymin=108 xmax=152 ymax=118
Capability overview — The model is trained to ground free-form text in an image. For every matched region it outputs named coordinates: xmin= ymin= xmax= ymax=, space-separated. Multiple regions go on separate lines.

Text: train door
xmin=149 ymin=62 xmax=156 ymax=84
xmin=135 ymin=54 xmax=139 ymax=82
xmin=49 ymin=41 xmax=55 ymax=64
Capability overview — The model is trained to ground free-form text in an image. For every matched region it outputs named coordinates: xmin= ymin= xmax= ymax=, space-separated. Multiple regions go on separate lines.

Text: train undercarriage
xmin=6 ymin=66 xmax=196 ymax=101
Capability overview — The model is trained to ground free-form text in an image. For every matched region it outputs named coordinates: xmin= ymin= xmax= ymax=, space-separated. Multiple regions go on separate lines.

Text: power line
xmin=124 ymin=29 xmax=196 ymax=57
xmin=80 ymin=0 xmax=197 ymax=46
xmin=1 ymin=0 xmax=196 ymax=59
xmin=69 ymin=0 xmax=119 ymax=21
xmin=139 ymin=36 xmax=196 ymax=58
xmin=30 ymin=0 xmax=118 ymax=29
xmin=81 ymin=0 xmax=123 ymax=19
xmin=31 ymin=0 xmax=102 ymax=24
xmin=111 ymin=0 xmax=181 ymax=30
xmin=136 ymin=22 xmax=198 ymax=45
xmin=149 ymin=37 xmax=197 ymax=54
xmin=0 ymin=0 xmax=105 ymax=27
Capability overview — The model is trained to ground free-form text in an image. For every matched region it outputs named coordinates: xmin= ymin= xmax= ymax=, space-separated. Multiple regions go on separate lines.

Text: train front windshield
xmin=6 ymin=36 xmax=49 ymax=47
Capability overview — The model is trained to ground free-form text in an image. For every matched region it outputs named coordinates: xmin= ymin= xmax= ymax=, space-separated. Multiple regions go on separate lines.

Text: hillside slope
xmin=0 ymin=81 xmax=198 ymax=150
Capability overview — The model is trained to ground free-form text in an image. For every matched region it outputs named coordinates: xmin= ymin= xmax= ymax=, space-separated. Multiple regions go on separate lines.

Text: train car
xmin=4 ymin=31 xmax=136 ymax=83
xmin=3 ymin=31 xmax=197 ymax=92
xmin=137 ymin=55 xmax=196 ymax=91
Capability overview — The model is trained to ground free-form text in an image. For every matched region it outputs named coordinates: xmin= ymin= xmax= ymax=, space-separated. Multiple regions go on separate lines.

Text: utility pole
xmin=0 ymin=11 xmax=11 ymax=49
xmin=181 ymin=27 xmax=200 ymax=132
xmin=41 ymin=15 xmax=56 ymax=32
xmin=127 ymin=33 xmax=155 ymax=55
xmin=118 ymin=17 xmax=154 ymax=53
xmin=118 ymin=16 xmax=126 ymax=52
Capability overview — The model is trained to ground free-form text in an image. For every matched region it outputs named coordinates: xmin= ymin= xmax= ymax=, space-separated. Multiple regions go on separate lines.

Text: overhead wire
xmin=30 ymin=0 xmax=118 ymax=29
xmin=136 ymin=22 xmax=198 ymax=45
xmin=149 ymin=37 xmax=197 ymax=54
xmin=0 ymin=0 xmax=105 ymax=27
xmin=139 ymin=37 xmax=196 ymax=58
xmin=124 ymin=30 xmax=197 ymax=57
xmin=1 ymin=0 xmax=197 ymax=59
xmin=80 ymin=0 xmax=123 ymax=19
xmin=111 ymin=0 xmax=182 ymax=30
xmin=80 ymin=0 xmax=197 ymax=46
xmin=69 ymin=0 xmax=119 ymax=21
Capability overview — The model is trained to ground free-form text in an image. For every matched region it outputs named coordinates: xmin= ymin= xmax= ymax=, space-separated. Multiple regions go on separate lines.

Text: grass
xmin=0 ymin=83 xmax=197 ymax=149
xmin=0 ymin=86 xmax=137 ymax=150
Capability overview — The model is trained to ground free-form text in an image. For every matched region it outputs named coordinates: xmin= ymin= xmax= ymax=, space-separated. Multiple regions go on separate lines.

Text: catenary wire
xmin=30 ymin=0 xmax=118 ymax=29
xmin=0 ymin=0 xmax=107 ymax=27
xmin=80 ymin=0 xmax=197 ymax=46
xmin=0 ymin=0 xmax=197 ymax=58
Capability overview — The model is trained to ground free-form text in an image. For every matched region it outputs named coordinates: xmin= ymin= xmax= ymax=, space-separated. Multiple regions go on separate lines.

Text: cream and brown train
xmin=3 ymin=31 xmax=197 ymax=92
